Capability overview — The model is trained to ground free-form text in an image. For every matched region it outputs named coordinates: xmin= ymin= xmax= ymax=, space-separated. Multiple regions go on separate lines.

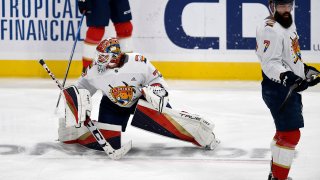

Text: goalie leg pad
xmin=132 ymin=100 xmax=219 ymax=149
xmin=63 ymin=86 xmax=92 ymax=125
xmin=59 ymin=119 xmax=122 ymax=150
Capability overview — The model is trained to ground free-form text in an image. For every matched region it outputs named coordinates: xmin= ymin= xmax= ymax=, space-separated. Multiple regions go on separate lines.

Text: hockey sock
xmin=271 ymin=130 xmax=300 ymax=180
xmin=114 ymin=21 xmax=133 ymax=53
xmin=114 ymin=21 xmax=133 ymax=38
xmin=82 ymin=26 xmax=105 ymax=72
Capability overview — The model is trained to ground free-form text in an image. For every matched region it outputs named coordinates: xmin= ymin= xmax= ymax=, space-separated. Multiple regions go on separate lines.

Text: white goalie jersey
xmin=76 ymin=53 xmax=168 ymax=108
xmin=256 ymin=17 xmax=305 ymax=82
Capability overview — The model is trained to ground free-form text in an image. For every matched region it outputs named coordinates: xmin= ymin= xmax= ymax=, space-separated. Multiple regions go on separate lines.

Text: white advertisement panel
xmin=0 ymin=0 xmax=319 ymax=62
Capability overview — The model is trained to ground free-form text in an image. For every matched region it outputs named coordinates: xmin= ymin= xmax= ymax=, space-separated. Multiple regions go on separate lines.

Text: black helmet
xmin=270 ymin=0 xmax=294 ymax=4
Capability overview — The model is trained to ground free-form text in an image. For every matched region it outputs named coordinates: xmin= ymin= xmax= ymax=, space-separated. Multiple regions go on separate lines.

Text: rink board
xmin=0 ymin=0 xmax=320 ymax=80
xmin=0 ymin=60 xmax=320 ymax=80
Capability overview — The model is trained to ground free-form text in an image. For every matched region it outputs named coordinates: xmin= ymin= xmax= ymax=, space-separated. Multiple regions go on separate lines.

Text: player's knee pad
xmin=62 ymin=86 xmax=92 ymax=126
xmin=85 ymin=26 xmax=105 ymax=43
xmin=58 ymin=119 xmax=122 ymax=150
xmin=277 ymin=130 xmax=301 ymax=146
xmin=114 ymin=21 xmax=133 ymax=38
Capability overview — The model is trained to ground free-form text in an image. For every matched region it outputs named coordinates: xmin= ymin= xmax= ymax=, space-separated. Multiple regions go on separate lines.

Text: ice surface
xmin=0 ymin=79 xmax=319 ymax=180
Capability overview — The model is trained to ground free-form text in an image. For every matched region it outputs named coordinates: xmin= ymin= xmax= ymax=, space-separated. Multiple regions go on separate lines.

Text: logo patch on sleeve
xmin=135 ymin=55 xmax=147 ymax=63
xmin=290 ymin=32 xmax=302 ymax=64
xmin=263 ymin=40 xmax=270 ymax=53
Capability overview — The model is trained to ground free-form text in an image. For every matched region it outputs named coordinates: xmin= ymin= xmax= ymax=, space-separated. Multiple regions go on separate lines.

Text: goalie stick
xmin=54 ymin=13 xmax=85 ymax=114
xmin=39 ymin=59 xmax=132 ymax=160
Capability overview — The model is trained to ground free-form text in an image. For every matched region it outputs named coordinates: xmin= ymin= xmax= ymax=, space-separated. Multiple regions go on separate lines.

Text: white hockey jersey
xmin=76 ymin=53 xmax=168 ymax=108
xmin=256 ymin=17 xmax=305 ymax=83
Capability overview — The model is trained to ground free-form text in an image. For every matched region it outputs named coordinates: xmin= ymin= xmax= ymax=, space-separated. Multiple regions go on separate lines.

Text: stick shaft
xmin=39 ymin=59 xmax=63 ymax=90
xmin=55 ymin=14 xmax=85 ymax=108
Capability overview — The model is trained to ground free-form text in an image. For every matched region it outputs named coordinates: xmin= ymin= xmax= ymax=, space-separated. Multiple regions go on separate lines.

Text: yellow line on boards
xmin=0 ymin=60 xmax=319 ymax=80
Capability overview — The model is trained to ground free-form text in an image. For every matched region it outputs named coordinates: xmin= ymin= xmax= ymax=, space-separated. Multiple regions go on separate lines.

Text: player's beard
xmin=274 ymin=11 xmax=293 ymax=29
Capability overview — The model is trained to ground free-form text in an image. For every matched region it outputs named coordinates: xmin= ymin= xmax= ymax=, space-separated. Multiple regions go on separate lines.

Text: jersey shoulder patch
xmin=264 ymin=16 xmax=276 ymax=28
xmin=134 ymin=55 xmax=147 ymax=63
xmin=265 ymin=19 xmax=276 ymax=27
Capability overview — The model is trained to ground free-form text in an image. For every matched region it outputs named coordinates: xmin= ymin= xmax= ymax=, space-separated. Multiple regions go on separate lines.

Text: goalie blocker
xmin=132 ymin=99 xmax=220 ymax=150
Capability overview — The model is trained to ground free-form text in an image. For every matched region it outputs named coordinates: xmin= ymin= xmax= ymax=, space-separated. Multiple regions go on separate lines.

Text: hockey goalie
xmin=58 ymin=38 xmax=220 ymax=155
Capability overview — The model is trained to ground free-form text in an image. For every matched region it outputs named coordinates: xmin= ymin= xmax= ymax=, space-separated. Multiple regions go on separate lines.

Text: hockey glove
xmin=280 ymin=71 xmax=308 ymax=92
xmin=141 ymin=84 xmax=169 ymax=113
xmin=304 ymin=64 xmax=320 ymax=87
xmin=78 ymin=0 xmax=92 ymax=14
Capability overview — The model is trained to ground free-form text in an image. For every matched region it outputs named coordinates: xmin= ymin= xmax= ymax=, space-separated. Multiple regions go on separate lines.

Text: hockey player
xmin=78 ymin=0 xmax=133 ymax=73
xmin=256 ymin=0 xmax=320 ymax=179
xmin=59 ymin=38 xmax=219 ymax=154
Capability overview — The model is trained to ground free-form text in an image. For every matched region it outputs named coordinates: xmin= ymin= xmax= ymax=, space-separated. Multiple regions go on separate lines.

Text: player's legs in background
xmin=110 ymin=0 xmax=133 ymax=53
xmin=82 ymin=0 xmax=110 ymax=73
xmin=82 ymin=26 xmax=105 ymax=73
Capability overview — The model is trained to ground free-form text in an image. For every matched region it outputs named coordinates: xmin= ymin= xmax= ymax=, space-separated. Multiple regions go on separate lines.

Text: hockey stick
xmin=39 ymin=59 xmax=132 ymax=160
xmin=54 ymin=13 xmax=85 ymax=113
xmin=279 ymin=74 xmax=320 ymax=112
xmin=278 ymin=83 xmax=298 ymax=112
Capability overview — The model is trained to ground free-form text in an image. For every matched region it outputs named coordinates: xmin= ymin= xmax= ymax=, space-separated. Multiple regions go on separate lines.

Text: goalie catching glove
xmin=62 ymin=85 xmax=92 ymax=125
xmin=141 ymin=84 xmax=169 ymax=113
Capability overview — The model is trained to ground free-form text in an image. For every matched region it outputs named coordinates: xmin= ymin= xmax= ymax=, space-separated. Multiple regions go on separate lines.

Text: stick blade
xmin=106 ymin=140 xmax=132 ymax=160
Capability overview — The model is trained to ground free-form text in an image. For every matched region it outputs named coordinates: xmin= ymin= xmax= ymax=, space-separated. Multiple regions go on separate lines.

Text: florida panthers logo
xmin=290 ymin=32 xmax=302 ymax=64
xmin=109 ymin=82 xmax=136 ymax=106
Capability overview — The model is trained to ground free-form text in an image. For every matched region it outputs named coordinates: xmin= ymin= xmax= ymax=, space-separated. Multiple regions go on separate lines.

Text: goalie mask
xmin=94 ymin=38 xmax=122 ymax=73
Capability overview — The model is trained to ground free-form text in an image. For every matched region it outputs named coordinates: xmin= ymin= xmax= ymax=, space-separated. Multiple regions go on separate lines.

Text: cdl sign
xmin=164 ymin=0 xmax=311 ymax=50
